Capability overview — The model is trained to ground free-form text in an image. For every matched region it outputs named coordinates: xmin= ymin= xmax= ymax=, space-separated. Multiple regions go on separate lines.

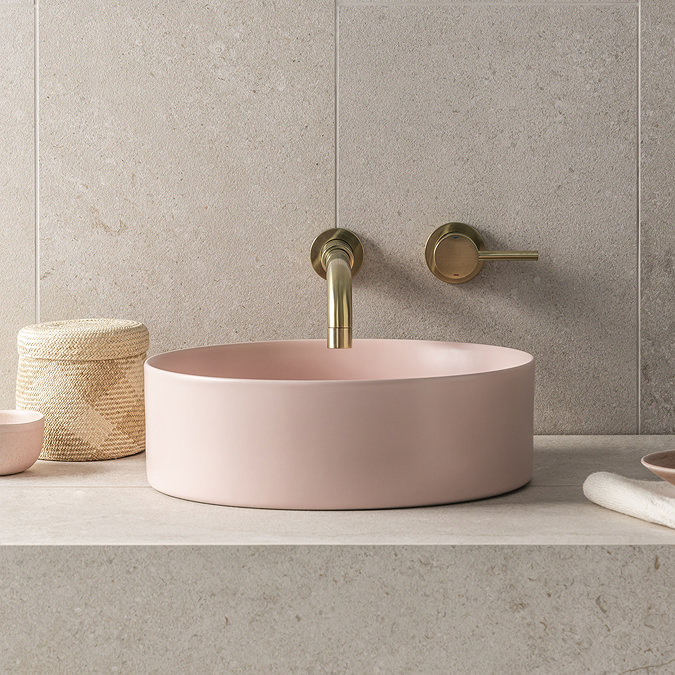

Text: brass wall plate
xmin=425 ymin=222 xmax=486 ymax=284
xmin=311 ymin=228 xmax=364 ymax=279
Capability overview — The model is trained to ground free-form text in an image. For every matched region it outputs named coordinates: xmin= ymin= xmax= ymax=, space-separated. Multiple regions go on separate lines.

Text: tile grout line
xmin=334 ymin=1 xmax=340 ymax=229
xmin=636 ymin=0 xmax=641 ymax=433
xmin=33 ymin=0 xmax=39 ymax=325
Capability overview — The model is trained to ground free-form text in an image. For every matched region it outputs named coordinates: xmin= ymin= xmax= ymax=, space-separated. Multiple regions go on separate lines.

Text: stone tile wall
xmin=0 ymin=0 xmax=672 ymax=433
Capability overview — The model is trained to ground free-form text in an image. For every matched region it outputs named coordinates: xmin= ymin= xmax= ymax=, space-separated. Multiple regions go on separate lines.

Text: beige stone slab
xmin=532 ymin=434 xmax=675 ymax=486
xmin=0 ymin=484 xmax=662 ymax=545
xmin=1 ymin=545 xmax=674 ymax=674
xmin=0 ymin=6 xmax=34 ymax=407
xmin=640 ymin=0 xmax=675 ymax=433
xmin=3 ymin=437 xmax=675 ymax=545
xmin=0 ymin=451 xmax=148 ymax=487
xmin=338 ymin=4 xmax=638 ymax=433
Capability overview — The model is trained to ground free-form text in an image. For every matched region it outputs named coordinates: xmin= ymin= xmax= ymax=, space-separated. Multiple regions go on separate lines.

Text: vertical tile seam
xmin=335 ymin=1 xmax=340 ymax=228
xmin=637 ymin=0 xmax=641 ymax=432
xmin=33 ymin=0 xmax=39 ymax=324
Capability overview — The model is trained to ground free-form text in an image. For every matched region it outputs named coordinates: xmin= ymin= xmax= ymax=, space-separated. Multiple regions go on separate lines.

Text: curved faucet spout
xmin=324 ymin=244 xmax=354 ymax=349
xmin=310 ymin=228 xmax=364 ymax=350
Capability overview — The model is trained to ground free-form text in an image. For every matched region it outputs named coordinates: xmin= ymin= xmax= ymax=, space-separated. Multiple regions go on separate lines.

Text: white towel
xmin=583 ymin=472 xmax=675 ymax=530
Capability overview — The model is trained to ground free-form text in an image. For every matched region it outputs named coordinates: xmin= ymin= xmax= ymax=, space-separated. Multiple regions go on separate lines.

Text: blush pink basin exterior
xmin=144 ymin=339 xmax=535 ymax=510
xmin=0 ymin=410 xmax=45 ymax=475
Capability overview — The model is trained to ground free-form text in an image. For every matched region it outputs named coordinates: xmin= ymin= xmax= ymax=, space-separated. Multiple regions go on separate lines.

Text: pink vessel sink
xmin=145 ymin=339 xmax=534 ymax=510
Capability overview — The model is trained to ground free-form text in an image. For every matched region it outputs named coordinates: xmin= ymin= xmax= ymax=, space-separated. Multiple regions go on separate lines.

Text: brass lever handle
xmin=425 ymin=222 xmax=538 ymax=284
xmin=478 ymin=250 xmax=539 ymax=261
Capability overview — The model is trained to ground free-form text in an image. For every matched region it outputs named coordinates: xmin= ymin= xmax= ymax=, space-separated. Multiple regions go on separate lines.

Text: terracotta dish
xmin=641 ymin=451 xmax=675 ymax=486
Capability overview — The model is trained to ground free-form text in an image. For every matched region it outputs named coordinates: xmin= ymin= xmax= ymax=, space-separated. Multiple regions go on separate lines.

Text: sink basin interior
xmin=147 ymin=339 xmax=532 ymax=382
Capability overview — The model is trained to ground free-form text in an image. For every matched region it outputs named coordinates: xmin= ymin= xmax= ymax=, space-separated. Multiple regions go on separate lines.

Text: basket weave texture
xmin=16 ymin=319 xmax=150 ymax=461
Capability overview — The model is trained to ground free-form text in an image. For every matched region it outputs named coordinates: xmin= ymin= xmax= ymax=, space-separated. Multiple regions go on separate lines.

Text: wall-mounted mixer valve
xmin=425 ymin=222 xmax=538 ymax=284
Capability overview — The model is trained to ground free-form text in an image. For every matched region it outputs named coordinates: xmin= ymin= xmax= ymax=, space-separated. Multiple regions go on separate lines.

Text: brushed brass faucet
xmin=311 ymin=228 xmax=364 ymax=348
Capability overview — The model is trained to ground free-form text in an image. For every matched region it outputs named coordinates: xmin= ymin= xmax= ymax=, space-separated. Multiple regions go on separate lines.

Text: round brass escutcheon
xmin=425 ymin=222 xmax=486 ymax=284
xmin=311 ymin=228 xmax=364 ymax=280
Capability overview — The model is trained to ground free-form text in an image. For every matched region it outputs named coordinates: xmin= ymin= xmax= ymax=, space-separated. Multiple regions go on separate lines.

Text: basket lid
xmin=18 ymin=319 xmax=150 ymax=361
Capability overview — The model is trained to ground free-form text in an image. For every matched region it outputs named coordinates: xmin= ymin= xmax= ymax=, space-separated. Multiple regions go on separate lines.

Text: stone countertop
xmin=2 ymin=435 xmax=675 ymax=546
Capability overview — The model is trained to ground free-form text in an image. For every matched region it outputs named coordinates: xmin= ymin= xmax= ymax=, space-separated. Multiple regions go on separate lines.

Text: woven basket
xmin=16 ymin=319 xmax=150 ymax=461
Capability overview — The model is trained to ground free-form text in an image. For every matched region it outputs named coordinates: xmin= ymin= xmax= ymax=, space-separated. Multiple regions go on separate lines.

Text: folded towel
xmin=583 ymin=472 xmax=675 ymax=530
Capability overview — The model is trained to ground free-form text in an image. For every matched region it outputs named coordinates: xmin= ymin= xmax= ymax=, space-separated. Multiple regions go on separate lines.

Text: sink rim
xmin=145 ymin=338 xmax=534 ymax=385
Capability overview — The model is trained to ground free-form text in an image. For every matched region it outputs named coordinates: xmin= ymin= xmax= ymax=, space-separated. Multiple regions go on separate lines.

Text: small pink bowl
xmin=641 ymin=451 xmax=675 ymax=487
xmin=0 ymin=410 xmax=45 ymax=475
